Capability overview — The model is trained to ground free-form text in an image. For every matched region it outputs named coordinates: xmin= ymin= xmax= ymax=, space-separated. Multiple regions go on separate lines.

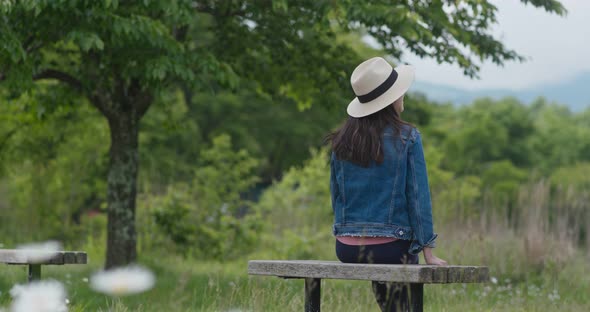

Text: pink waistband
xmin=336 ymin=236 xmax=398 ymax=246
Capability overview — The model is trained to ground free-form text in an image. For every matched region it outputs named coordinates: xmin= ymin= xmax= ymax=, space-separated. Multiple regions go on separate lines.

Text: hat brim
xmin=347 ymin=65 xmax=415 ymax=118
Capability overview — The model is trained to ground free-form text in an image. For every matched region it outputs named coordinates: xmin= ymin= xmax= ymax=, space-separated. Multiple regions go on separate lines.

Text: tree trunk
xmin=104 ymin=109 xmax=140 ymax=269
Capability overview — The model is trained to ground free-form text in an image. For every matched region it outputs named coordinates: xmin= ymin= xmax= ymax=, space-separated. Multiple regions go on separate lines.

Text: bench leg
xmin=28 ymin=264 xmax=41 ymax=282
xmin=409 ymin=283 xmax=423 ymax=312
xmin=304 ymin=278 xmax=321 ymax=312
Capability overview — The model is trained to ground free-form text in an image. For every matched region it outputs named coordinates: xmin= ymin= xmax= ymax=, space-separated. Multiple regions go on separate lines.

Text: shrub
xmin=150 ymin=134 xmax=263 ymax=260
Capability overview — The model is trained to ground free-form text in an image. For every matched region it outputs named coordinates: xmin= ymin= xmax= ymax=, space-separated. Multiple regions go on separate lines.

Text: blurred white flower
xmin=490 ymin=277 xmax=498 ymax=284
xmin=90 ymin=265 xmax=155 ymax=296
xmin=9 ymin=280 xmax=67 ymax=312
xmin=16 ymin=241 xmax=62 ymax=263
xmin=548 ymin=289 xmax=560 ymax=302
xmin=82 ymin=277 xmax=89 ymax=283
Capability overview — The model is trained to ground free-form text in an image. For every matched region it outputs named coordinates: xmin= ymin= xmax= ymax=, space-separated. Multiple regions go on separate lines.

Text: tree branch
xmin=136 ymin=92 xmax=153 ymax=119
xmin=33 ymin=69 xmax=83 ymax=91
xmin=128 ymin=79 xmax=153 ymax=119
xmin=89 ymin=91 xmax=115 ymax=120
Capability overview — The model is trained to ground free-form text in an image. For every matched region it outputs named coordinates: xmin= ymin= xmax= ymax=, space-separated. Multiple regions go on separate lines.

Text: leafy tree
xmin=1 ymin=1 xmax=228 ymax=268
xmin=529 ymin=102 xmax=590 ymax=173
xmin=444 ymin=107 xmax=509 ymax=173
xmin=143 ymin=86 xmax=345 ymax=184
xmin=484 ymin=98 xmax=535 ymax=167
xmin=201 ymin=90 xmax=347 ymax=174
xmin=401 ymin=92 xmax=434 ymax=127
xmin=442 ymin=97 xmax=535 ymax=173
xmin=0 ymin=0 xmax=566 ymax=267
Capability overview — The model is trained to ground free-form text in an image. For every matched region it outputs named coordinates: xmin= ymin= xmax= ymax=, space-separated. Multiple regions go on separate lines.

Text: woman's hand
xmin=423 ymin=247 xmax=448 ymax=265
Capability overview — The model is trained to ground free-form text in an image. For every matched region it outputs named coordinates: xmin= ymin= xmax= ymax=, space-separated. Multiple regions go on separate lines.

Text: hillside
xmin=412 ymin=72 xmax=590 ymax=111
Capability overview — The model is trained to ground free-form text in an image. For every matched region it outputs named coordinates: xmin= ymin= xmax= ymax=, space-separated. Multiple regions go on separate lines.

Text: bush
xmin=252 ymin=149 xmax=335 ymax=259
xmin=255 ymin=148 xmax=331 ymax=234
xmin=150 ymin=134 xmax=263 ymax=260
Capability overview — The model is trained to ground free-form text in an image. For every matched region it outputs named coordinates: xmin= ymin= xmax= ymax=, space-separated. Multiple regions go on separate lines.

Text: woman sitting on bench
xmin=326 ymin=57 xmax=447 ymax=312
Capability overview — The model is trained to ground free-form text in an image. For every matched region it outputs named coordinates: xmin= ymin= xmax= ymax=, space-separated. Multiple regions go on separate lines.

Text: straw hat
xmin=347 ymin=57 xmax=415 ymax=118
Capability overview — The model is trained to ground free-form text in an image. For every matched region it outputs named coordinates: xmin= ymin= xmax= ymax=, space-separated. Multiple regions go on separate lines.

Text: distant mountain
xmin=412 ymin=72 xmax=590 ymax=112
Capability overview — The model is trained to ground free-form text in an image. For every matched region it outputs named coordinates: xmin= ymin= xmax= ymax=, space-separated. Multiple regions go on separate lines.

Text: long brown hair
xmin=326 ymin=103 xmax=413 ymax=167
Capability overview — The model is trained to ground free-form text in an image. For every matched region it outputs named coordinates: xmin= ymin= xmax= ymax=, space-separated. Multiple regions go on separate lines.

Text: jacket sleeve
xmin=405 ymin=130 xmax=438 ymax=255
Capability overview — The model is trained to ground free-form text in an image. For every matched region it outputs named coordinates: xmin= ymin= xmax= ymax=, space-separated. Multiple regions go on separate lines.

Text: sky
xmin=403 ymin=0 xmax=590 ymax=90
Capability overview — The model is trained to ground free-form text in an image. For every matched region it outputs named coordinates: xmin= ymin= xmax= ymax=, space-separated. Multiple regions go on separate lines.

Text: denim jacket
xmin=330 ymin=126 xmax=437 ymax=255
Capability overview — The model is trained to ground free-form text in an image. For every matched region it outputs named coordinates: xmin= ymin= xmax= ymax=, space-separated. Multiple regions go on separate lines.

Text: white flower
xmin=490 ymin=277 xmax=498 ymax=284
xmin=548 ymin=289 xmax=560 ymax=301
xmin=90 ymin=265 xmax=155 ymax=296
xmin=16 ymin=241 xmax=62 ymax=263
xmin=9 ymin=280 xmax=67 ymax=312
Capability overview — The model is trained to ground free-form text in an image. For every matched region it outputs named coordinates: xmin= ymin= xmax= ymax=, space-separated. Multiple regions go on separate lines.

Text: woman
xmin=327 ymin=57 xmax=447 ymax=312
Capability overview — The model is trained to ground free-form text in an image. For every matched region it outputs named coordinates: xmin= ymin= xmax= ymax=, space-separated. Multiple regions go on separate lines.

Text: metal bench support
xmin=410 ymin=283 xmax=424 ymax=312
xmin=28 ymin=264 xmax=41 ymax=282
xmin=305 ymin=278 xmax=321 ymax=312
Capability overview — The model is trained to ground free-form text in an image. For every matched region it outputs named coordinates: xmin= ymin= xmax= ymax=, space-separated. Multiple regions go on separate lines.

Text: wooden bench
xmin=0 ymin=249 xmax=87 ymax=282
xmin=248 ymin=260 xmax=489 ymax=312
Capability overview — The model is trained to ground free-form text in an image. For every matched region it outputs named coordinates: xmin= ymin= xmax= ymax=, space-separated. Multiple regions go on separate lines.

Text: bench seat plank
xmin=0 ymin=250 xmax=87 ymax=265
xmin=248 ymin=260 xmax=488 ymax=284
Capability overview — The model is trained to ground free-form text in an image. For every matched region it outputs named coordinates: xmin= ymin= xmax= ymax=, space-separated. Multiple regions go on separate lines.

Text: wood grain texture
xmin=0 ymin=250 xmax=87 ymax=265
xmin=248 ymin=260 xmax=489 ymax=284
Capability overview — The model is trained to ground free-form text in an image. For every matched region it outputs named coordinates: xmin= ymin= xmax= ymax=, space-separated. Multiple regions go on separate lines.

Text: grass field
xmin=1 ymin=225 xmax=588 ymax=312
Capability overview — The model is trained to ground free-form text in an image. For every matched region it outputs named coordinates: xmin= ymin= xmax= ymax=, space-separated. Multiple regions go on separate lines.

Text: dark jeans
xmin=335 ymin=239 xmax=419 ymax=312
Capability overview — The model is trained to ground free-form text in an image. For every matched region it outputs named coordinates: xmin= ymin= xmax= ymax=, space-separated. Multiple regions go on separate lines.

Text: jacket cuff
xmin=408 ymin=233 xmax=438 ymax=255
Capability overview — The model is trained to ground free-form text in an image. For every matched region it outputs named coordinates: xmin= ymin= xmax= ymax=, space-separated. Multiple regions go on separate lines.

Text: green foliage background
xmin=1 ymin=0 xmax=589 ymax=310
xmin=2 ymin=87 xmax=589 ymax=256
